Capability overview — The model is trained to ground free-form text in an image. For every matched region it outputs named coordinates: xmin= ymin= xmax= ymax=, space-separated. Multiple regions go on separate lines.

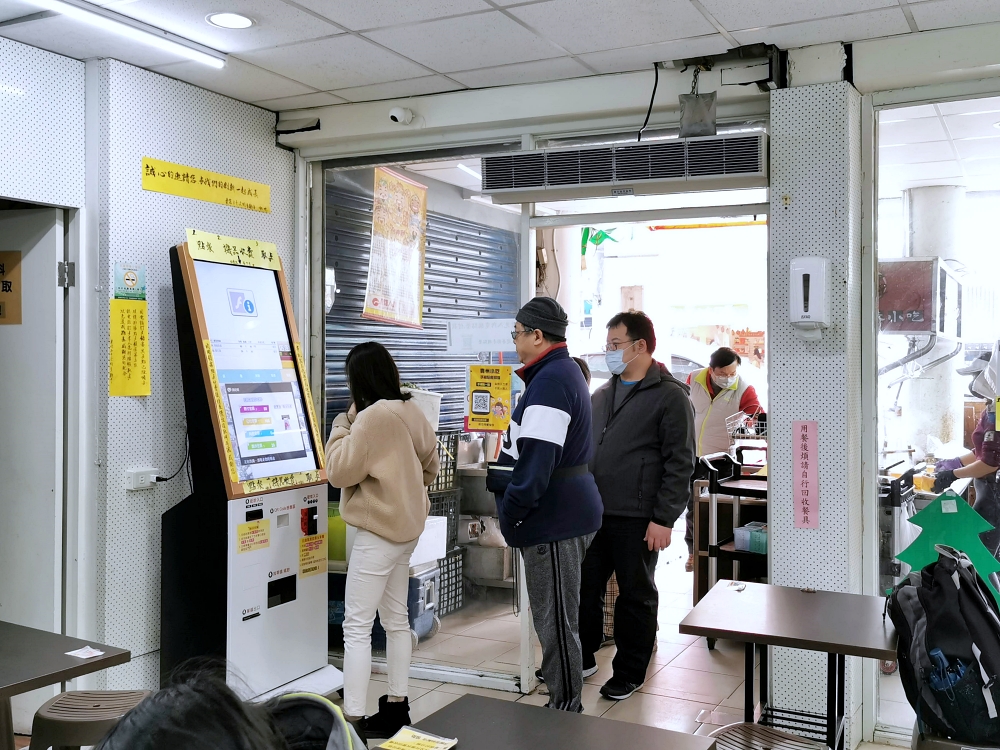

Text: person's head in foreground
xmin=604 ymin=310 xmax=655 ymax=379
xmin=95 ymin=673 xmax=286 ymax=750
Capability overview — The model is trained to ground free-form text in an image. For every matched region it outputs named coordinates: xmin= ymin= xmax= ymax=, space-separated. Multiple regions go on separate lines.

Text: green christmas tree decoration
xmin=897 ymin=490 xmax=1000 ymax=608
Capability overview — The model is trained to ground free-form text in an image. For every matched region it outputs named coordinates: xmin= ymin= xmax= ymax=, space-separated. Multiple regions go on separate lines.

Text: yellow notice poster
xmin=0 ymin=251 xmax=22 ymax=324
xmin=186 ymin=228 xmax=280 ymax=270
xmin=142 ymin=157 xmax=270 ymax=213
xmin=464 ymin=365 xmax=512 ymax=433
xmin=299 ymin=534 xmax=326 ymax=578
xmin=362 ymin=167 xmax=427 ymax=329
xmin=237 ymin=519 xmax=270 ymax=554
xmin=109 ymin=299 xmax=151 ymax=396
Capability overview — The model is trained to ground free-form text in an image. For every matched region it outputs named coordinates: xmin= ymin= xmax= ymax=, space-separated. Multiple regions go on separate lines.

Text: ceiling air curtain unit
xmin=480 ymin=133 xmax=767 ymax=204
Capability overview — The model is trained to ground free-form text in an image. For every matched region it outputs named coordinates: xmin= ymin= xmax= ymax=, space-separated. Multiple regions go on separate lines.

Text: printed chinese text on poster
xmin=0 ymin=251 xmax=22 ymax=325
xmin=465 ymin=365 xmax=512 ymax=433
xmin=793 ymin=420 xmax=819 ymax=529
xmin=362 ymin=167 xmax=427 ymax=329
xmin=142 ymin=157 xmax=270 ymax=213
xmin=109 ymin=298 xmax=151 ymax=396
xmin=299 ymin=534 xmax=326 ymax=578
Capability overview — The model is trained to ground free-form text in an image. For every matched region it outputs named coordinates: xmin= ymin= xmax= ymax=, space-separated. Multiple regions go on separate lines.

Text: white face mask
xmin=605 ymin=341 xmax=638 ymax=376
xmin=712 ymin=374 xmax=738 ymax=389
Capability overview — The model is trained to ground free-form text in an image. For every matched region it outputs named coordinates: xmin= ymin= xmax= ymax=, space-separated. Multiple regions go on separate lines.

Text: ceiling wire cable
xmin=637 ymin=63 xmax=659 ymax=142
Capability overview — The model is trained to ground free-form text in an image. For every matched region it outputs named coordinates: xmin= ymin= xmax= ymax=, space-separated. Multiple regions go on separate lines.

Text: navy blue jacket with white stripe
xmin=494 ymin=344 xmax=604 ymax=547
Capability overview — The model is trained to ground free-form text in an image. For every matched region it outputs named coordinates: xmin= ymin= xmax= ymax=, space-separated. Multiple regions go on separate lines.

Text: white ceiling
xmin=879 ymin=95 xmax=1000 ymax=195
xmin=0 ymin=0 xmax=998 ymax=112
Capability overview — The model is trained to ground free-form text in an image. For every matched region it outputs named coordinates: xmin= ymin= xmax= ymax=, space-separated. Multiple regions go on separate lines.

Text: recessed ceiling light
xmin=993 ymin=121 xmax=1000 ymax=129
xmin=206 ymin=12 xmax=254 ymax=29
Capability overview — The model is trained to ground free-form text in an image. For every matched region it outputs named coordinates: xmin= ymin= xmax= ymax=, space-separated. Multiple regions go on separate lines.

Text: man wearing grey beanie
xmin=487 ymin=296 xmax=603 ymax=712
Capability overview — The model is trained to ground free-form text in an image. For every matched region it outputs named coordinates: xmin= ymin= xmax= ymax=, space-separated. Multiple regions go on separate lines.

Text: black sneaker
xmin=599 ymin=675 xmax=643 ymax=700
xmin=361 ymin=695 xmax=411 ymax=739
xmin=535 ymin=657 xmax=599 ymax=683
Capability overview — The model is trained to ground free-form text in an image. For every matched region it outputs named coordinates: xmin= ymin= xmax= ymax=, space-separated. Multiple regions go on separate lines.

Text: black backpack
xmin=266 ymin=692 xmax=365 ymax=750
xmin=888 ymin=545 xmax=1000 ymax=742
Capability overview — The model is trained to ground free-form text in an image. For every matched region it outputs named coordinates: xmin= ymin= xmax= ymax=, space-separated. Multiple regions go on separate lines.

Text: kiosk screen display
xmin=194 ymin=260 xmax=318 ymax=480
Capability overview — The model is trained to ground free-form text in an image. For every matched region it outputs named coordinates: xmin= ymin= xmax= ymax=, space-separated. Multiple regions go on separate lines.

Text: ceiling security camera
xmin=389 ymin=107 xmax=413 ymax=125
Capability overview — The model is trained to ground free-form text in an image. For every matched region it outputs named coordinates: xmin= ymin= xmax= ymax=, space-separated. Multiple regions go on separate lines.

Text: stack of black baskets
xmin=430 ymin=430 xmax=463 ymax=617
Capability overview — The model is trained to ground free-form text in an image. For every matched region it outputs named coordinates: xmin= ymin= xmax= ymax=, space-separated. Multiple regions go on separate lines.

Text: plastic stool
xmin=709 ymin=722 xmax=829 ymax=750
xmin=28 ymin=690 xmax=151 ymax=750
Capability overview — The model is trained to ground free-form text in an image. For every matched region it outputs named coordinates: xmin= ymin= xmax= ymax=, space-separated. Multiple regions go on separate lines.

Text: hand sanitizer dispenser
xmin=789 ymin=257 xmax=830 ymax=341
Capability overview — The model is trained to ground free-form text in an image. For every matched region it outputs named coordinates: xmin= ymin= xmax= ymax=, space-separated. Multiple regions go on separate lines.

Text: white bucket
xmin=402 ymin=387 xmax=442 ymax=431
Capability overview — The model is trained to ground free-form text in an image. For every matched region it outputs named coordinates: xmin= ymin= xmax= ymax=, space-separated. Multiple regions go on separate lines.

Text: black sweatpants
xmin=579 ymin=516 xmax=658 ymax=685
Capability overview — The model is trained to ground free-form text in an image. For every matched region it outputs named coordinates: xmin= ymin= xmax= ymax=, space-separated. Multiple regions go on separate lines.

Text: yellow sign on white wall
xmin=142 ymin=157 xmax=270 ymax=213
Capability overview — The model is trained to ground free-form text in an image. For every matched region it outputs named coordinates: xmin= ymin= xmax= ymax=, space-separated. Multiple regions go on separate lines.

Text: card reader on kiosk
xmin=161 ymin=230 xmax=335 ymax=698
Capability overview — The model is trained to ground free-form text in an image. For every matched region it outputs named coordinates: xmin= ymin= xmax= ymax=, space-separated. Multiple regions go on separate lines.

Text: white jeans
xmin=342 ymin=529 xmax=418 ymax=718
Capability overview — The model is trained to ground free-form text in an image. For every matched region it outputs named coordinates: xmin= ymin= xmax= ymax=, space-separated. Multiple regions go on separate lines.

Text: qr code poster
xmin=464 ymin=365 xmax=512 ymax=433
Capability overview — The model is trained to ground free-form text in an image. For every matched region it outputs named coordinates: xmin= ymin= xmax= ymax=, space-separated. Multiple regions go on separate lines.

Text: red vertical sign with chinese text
xmin=793 ymin=420 xmax=819 ymax=529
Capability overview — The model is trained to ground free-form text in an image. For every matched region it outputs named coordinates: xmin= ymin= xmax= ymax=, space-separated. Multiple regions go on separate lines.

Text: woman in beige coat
xmin=326 ymin=342 xmax=439 ymax=740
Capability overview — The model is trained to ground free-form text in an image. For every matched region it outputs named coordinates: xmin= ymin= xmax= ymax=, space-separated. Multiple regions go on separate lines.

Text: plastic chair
xmin=28 ymin=690 xmax=151 ymax=750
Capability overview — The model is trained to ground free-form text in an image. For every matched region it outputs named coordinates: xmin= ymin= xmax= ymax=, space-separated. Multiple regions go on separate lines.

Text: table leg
xmin=837 ymin=654 xmax=846 ymax=750
xmin=827 ymin=652 xmax=837 ymax=750
xmin=0 ymin=696 xmax=14 ymax=750
xmin=759 ymin=644 xmax=768 ymax=711
xmin=745 ymin=642 xmax=755 ymax=723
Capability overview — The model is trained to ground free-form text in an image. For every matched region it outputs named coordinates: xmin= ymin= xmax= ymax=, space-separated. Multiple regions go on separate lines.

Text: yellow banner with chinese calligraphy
xmin=142 ymin=157 xmax=270 ymax=213
xmin=464 ymin=365 xmax=512 ymax=432
xmin=0 ymin=251 xmax=22 ymax=325
xmin=186 ymin=228 xmax=281 ymax=271
xmin=241 ymin=471 xmax=323 ymax=497
xmin=109 ymin=299 xmax=151 ymax=396
xmin=362 ymin=167 xmax=427 ymax=329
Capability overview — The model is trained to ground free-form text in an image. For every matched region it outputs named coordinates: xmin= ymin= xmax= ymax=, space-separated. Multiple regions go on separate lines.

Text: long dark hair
xmin=95 ymin=673 xmax=287 ymax=750
xmin=345 ymin=341 xmax=411 ymax=412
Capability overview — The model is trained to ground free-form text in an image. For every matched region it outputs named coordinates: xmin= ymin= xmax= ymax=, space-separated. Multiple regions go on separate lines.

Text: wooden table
xmin=413 ymin=694 xmax=717 ymax=750
xmin=679 ymin=581 xmax=896 ymax=750
xmin=0 ymin=621 xmax=130 ymax=750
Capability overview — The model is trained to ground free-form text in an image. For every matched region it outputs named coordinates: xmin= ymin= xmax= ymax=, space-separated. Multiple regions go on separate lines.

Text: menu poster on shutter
xmin=793 ymin=420 xmax=819 ymax=529
xmin=464 ymin=365 xmax=512 ymax=433
xmin=361 ymin=167 xmax=427 ymax=329
xmin=109 ymin=298 xmax=151 ymax=397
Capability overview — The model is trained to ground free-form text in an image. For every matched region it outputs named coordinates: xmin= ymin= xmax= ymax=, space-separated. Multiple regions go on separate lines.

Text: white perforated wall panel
xmin=768 ymin=82 xmax=864 ymax=744
xmin=0 ymin=38 xmax=84 ymax=207
xmin=93 ymin=59 xmax=295 ymax=689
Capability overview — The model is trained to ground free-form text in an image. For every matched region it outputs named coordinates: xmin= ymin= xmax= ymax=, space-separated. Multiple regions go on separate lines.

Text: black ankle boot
xmin=361 ymin=695 xmax=411 ymax=739
xmin=346 ymin=716 xmax=369 ymax=747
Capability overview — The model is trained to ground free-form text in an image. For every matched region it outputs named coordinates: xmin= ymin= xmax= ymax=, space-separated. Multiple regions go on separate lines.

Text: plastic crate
xmin=438 ymin=547 xmax=464 ymax=616
xmin=429 ymin=431 xmax=460 ymax=493
xmin=429 ymin=488 xmax=461 ymax=549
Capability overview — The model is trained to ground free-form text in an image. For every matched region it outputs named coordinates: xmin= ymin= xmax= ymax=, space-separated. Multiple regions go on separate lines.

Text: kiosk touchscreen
xmin=162 ymin=231 xmax=334 ymax=698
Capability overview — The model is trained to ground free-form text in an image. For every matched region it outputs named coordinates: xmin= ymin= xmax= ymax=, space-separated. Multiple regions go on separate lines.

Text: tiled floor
xmin=340 ymin=517 xmax=773 ymax=737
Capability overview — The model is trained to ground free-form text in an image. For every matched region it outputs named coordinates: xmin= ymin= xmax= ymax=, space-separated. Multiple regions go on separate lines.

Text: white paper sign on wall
xmin=446 ymin=318 xmax=517 ymax=354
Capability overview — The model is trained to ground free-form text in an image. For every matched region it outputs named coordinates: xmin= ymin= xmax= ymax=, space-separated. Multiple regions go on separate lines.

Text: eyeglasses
xmin=510 ymin=327 xmax=536 ymax=341
xmin=602 ymin=339 xmax=636 ymax=353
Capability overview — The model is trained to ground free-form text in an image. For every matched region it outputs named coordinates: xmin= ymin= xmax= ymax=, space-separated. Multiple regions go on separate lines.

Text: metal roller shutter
xmin=324 ymin=177 xmax=520 ymax=435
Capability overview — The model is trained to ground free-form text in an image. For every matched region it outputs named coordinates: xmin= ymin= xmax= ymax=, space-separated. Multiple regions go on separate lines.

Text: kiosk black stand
xmin=160 ymin=232 xmax=334 ymax=698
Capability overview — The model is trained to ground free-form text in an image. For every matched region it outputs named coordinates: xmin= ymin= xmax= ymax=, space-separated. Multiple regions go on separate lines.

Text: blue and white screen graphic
xmin=195 ymin=261 xmax=317 ymax=480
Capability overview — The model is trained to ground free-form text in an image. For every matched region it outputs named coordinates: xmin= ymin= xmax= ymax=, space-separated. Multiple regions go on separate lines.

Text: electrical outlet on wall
xmin=126 ymin=467 xmax=160 ymax=491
